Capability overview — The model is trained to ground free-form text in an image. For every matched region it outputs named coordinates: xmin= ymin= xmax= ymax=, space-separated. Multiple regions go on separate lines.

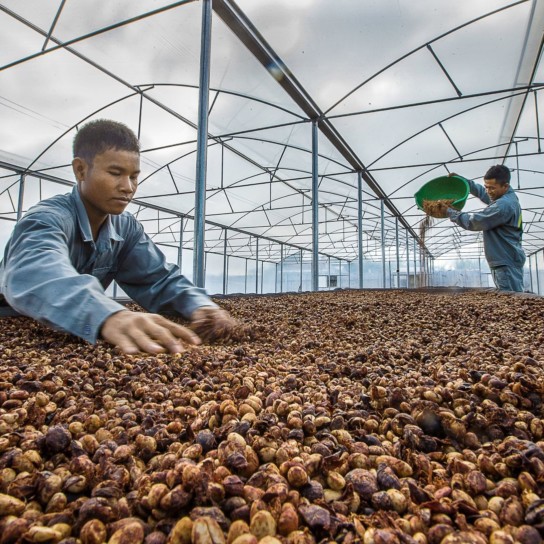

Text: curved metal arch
xmin=250 ymin=194 xmax=387 ymax=246
xmin=50 ymin=86 xmax=309 ymax=201
xmin=208 ymin=168 xmax=377 ymax=200
xmin=212 ymin=0 xmax=424 ymax=248
xmin=359 ymin=105 xmax=537 ymax=221
xmin=6 ymin=1 xmax=540 ymax=265
xmin=140 ymin=163 xmax=286 ymax=219
xmin=138 ymin=144 xmax=201 ymax=187
xmin=368 ymin=88 xmax=539 ymax=172
xmin=159 ymin=168 xmax=378 ymax=205
xmin=386 ymin=137 xmax=532 ymax=203
xmin=0 ymin=1 xmax=197 ymax=72
xmin=325 ymin=0 xmax=530 ymax=115
xmin=0 ymin=179 xmax=21 ymax=199
xmin=136 ymin=82 xmax=307 ymax=121
xmin=227 ymin=135 xmax=351 ymax=172
xmin=204 ymin=136 xmax=368 ymax=224
xmin=328 ymin=84 xmax=544 ymax=124
xmin=219 ymin=180 xmax=365 ymax=234
xmin=139 ymin=131 xmax=365 ymax=232
xmin=140 ymin=198 xmax=329 ymax=258
xmin=6 ymin=9 xmax=311 ymax=213
xmin=219 ymin=166 xmax=369 ymax=198
xmin=24 ymin=91 xmax=140 ymax=172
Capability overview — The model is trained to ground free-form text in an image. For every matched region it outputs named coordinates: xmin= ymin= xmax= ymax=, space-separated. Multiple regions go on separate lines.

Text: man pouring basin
xmin=0 ymin=119 xmax=237 ymax=354
xmin=436 ymin=165 xmax=525 ymax=292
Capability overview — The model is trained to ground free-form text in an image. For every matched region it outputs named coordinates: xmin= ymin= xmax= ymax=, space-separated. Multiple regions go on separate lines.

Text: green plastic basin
xmin=415 ymin=175 xmax=470 ymax=212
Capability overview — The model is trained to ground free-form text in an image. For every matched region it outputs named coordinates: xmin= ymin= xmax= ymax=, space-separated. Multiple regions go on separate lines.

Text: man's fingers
xmin=162 ymin=320 xmax=201 ymax=346
xmin=113 ymin=336 xmax=153 ymax=355
xmin=118 ymin=328 xmax=170 ymax=354
xmin=135 ymin=319 xmax=188 ymax=354
xmin=190 ymin=308 xmax=238 ymax=343
xmin=101 ymin=311 xmax=201 ymax=355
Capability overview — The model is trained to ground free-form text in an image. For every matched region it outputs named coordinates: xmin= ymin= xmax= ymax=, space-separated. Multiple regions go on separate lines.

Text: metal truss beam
xmin=212 ymin=0 xmax=427 ymax=253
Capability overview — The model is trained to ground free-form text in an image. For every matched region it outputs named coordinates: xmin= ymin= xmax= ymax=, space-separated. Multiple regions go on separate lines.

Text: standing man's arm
xmin=449 ymin=173 xmax=490 ymax=205
xmin=466 ymin=178 xmax=491 ymax=205
xmin=447 ymin=200 xmax=510 ymax=231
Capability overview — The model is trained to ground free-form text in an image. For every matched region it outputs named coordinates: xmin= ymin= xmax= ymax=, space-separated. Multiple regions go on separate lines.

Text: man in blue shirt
xmin=0 ymin=119 xmax=237 ymax=354
xmin=440 ymin=165 xmax=525 ymax=292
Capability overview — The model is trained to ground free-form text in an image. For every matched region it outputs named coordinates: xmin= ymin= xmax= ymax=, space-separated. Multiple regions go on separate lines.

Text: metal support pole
xmin=311 ymin=119 xmax=319 ymax=292
xmin=300 ymin=249 xmax=303 ymax=291
xmin=261 ymin=261 xmax=264 ymax=294
xmin=348 ymin=261 xmax=351 ymax=288
xmin=395 ymin=218 xmax=400 ymax=288
xmin=328 ymin=255 xmax=331 ymax=289
xmin=339 ymin=259 xmax=342 ymax=289
xmin=280 ymin=244 xmax=284 ymax=293
xmin=357 ymin=172 xmax=363 ymax=289
xmin=244 ymin=258 xmax=248 ymax=294
xmin=535 ymin=90 xmax=541 ymax=153
xmin=275 ymin=263 xmax=278 ymax=293
xmin=413 ymin=238 xmax=417 ymax=287
xmin=406 ymin=232 xmax=410 ymax=288
xmin=193 ymin=0 xmax=212 ymax=287
xmin=424 ymin=253 xmax=427 ymax=287
xmin=536 ymin=254 xmax=541 ymax=295
xmin=388 ymin=260 xmax=392 ymax=289
xmin=17 ymin=174 xmax=26 ymax=221
xmin=529 ymin=255 xmax=533 ymax=293
xmin=515 ymin=141 xmax=520 ymax=189
xmin=381 ymin=199 xmax=386 ymax=288
xmin=226 ymin=256 xmax=229 ymax=294
xmin=478 ymin=257 xmax=482 ymax=288
xmin=177 ymin=218 xmax=184 ymax=273
xmin=255 ymin=237 xmax=259 ymax=294
xmin=222 ymin=229 xmax=228 ymax=295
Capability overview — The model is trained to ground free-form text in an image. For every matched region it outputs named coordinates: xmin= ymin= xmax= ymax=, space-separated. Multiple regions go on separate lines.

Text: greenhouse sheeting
xmin=1 ymin=0 xmax=544 ymax=290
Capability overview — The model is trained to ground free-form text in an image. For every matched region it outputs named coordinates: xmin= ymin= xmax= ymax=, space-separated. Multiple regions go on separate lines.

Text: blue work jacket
xmin=0 ymin=186 xmax=215 ymax=343
xmin=447 ymin=177 xmax=525 ymax=269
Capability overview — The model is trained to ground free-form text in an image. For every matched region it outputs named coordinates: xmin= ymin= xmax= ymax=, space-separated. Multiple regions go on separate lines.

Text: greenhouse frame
xmin=2 ymin=0 xmax=544 ymax=295
xmin=4 ymin=4 xmax=544 ymax=544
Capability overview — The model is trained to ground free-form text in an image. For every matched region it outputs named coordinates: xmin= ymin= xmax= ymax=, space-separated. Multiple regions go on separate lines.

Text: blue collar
xmin=71 ymin=186 xmax=124 ymax=243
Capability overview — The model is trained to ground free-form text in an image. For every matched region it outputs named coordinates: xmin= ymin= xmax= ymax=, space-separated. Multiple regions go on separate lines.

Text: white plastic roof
xmin=1 ymin=0 xmax=544 ymax=267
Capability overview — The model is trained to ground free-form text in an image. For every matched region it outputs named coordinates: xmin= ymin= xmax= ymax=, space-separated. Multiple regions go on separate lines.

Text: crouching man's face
xmin=73 ymin=148 xmax=140 ymax=220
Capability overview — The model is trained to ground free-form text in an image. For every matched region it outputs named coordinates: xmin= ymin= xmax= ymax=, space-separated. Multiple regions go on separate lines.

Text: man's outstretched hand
xmin=101 ymin=310 xmax=201 ymax=354
xmin=190 ymin=306 xmax=239 ymax=343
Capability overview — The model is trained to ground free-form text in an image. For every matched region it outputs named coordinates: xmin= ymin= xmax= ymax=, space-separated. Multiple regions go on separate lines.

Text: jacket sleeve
xmin=2 ymin=213 xmax=126 ymax=343
xmin=466 ymin=178 xmax=491 ymax=205
xmin=447 ymin=200 xmax=511 ymax=231
xmin=114 ymin=224 xmax=217 ymax=320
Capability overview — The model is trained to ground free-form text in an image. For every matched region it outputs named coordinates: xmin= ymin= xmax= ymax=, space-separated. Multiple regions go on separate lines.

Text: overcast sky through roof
xmin=1 ymin=0 xmax=544 ymax=290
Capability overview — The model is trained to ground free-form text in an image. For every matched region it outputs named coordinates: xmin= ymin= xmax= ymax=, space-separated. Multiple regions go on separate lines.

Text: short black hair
xmin=73 ymin=119 xmax=140 ymax=164
xmin=484 ymin=164 xmax=511 ymax=186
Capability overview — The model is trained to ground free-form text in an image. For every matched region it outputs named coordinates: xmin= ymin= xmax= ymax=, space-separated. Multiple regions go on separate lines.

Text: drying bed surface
xmin=0 ymin=289 xmax=544 ymax=544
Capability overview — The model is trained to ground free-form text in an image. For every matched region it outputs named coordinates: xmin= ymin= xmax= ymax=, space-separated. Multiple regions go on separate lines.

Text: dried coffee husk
xmin=418 ymin=198 xmax=455 ymax=287
xmin=422 ymin=198 xmax=455 ymax=218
